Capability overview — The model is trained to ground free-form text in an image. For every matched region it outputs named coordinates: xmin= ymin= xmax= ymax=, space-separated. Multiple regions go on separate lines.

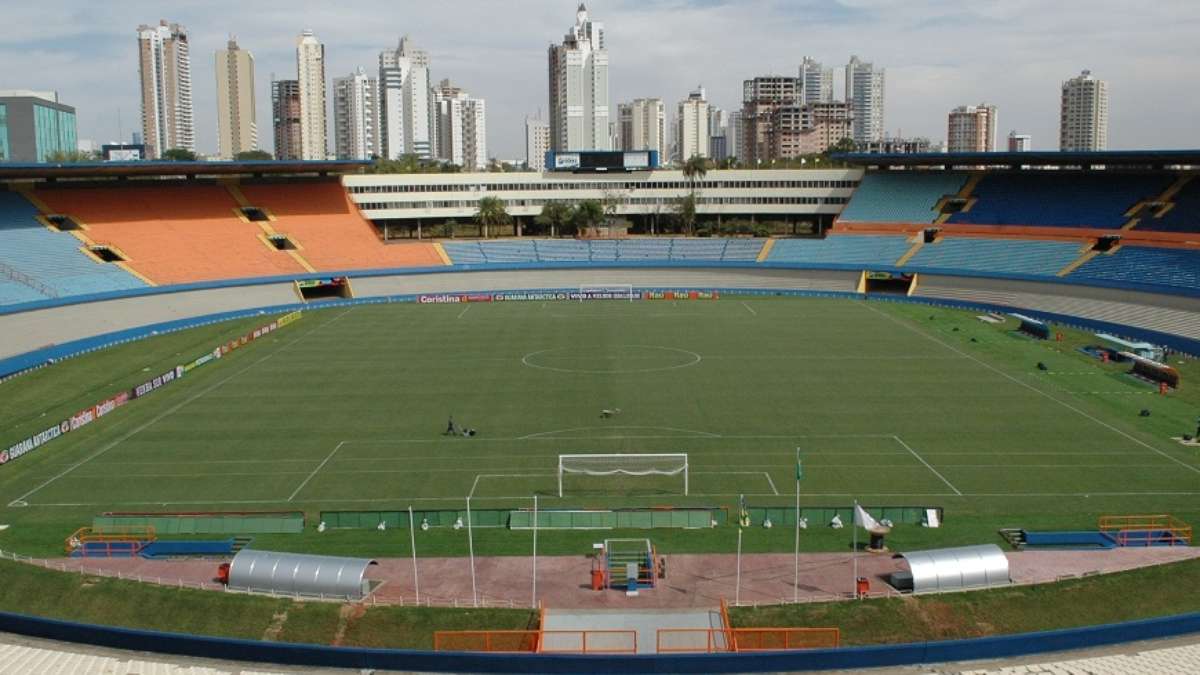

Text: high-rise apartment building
xmin=1060 ymin=70 xmax=1108 ymax=151
xmin=799 ymin=57 xmax=833 ymax=104
xmin=432 ymin=79 xmax=486 ymax=170
xmin=1007 ymin=131 xmax=1032 ymax=152
xmin=137 ymin=20 xmax=194 ymax=158
xmin=379 ymin=36 xmax=433 ymax=160
xmin=0 ymin=91 xmax=77 ymax=162
xmin=771 ymin=102 xmax=853 ymax=158
xmin=525 ymin=117 xmax=550 ymax=169
xmin=707 ymin=106 xmax=729 ymax=160
xmin=548 ymin=4 xmax=610 ymax=151
xmin=946 ymin=103 xmax=997 ymax=153
xmin=617 ymin=98 xmax=665 ymax=160
xmin=271 ymin=78 xmax=301 ymax=160
xmin=726 ymin=111 xmax=742 ymax=160
xmin=295 ymin=29 xmax=327 ymax=160
xmin=333 ymin=68 xmax=379 ymax=160
xmin=845 ymin=55 xmax=884 ymax=143
xmin=741 ymin=76 xmax=800 ymax=165
xmin=214 ymin=38 xmax=257 ymax=159
xmin=676 ymin=87 xmax=709 ymax=162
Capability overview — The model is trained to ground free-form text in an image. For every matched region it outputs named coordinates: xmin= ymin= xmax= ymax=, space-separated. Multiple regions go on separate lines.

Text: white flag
xmin=853 ymin=504 xmax=879 ymax=530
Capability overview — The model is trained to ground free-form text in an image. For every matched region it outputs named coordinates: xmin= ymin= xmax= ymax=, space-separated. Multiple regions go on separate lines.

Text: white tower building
xmin=1060 ymin=70 xmax=1108 ymax=151
xmin=333 ymin=67 xmax=379 ymax=160
xmin=379 ymin=36 xmax=433 ymax=160
xmin=295 ymin=29 xmax=328 ymax=160
xmin=548 ymin=4 xmax=610 ymax=151
xmin=137 ymin=20 xmax=194 ymax=158
xmin=845 ymin=55 xmax=885 ymax=143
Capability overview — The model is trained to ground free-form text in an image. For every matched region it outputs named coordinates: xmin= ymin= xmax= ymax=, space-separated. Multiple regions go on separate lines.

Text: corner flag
xmin=853 ymin=504 xmax=880 ymax=530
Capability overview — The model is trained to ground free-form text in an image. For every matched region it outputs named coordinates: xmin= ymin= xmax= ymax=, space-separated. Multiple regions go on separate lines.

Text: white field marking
xmin=700 ymin=354 xmax=967 ymax=361
xmin=764 ymin=472 xmax=779 ymax=495
xmin=342 ymin=433 xmax=897 ymax=444
xmin=469 ymin=473 xmax=555 ymax=499
xmin=521 ymin=345 xmax=702 ymax=374
xmin=740 ymin=300 xmax=757 ymax=316
xmin=519 ymin=425 xmax=721 ymax=439
xmin=457 ymin=305 xmax=471 ymax=319
xmin=288 ymin=441 xmax=347 ymax=502
xmin=26 ymin=490 xmax=1200 ymax=508
xmin=7 ymin=309 xmax=355 ymax=508
xmin=864 ymin=302 xmax=1200 ymax=476
xmin=893 ymin=435 xmax=962 ymax=496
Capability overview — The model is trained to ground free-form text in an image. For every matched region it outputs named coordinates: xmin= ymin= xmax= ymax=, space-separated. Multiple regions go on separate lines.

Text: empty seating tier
xmin=1070 ymin=246 xmax=1200 ymax=292
xmin=34 ymin=184 xmax=307 ymax=285
xmin=904 ymin=238 xmax=1083 ymax=277
xmin=1139 ymin=178 xmax=1200 ymax=233
xmin=947 ymin=173 xmax=1172 ymax=229
xmin=837 ymin=172 xmax=967 ymax=224
xmin=765 ymin=235 xmax=912 ymax=267
xmin=440 ymin=238 xmax=766 ymax=265
xmin=238 ymin=181 xmax=443 ymax=271
xmin=0 ymin=191 xmax=145 ymax=302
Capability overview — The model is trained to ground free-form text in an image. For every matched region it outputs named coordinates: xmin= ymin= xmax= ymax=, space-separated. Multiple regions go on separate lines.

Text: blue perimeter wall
xmin=3 ymin=279 xmax=1200 ymax=380
xmin=1 ymin=608 xmax=1199 ymax=672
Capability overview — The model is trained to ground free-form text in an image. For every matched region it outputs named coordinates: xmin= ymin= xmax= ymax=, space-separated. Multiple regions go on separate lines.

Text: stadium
xmin=1 ymin=151 xmax=1199 ymax=672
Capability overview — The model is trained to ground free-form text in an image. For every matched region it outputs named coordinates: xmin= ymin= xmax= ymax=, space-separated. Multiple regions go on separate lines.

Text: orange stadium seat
xmin=34 ymin=184 xmax=307 ymax=285
xmin=238 ymin=181 xmax=443 ymax=271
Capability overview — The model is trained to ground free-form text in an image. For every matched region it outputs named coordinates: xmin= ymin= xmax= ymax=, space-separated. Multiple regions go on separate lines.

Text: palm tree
xmin=680 ymin=155 xmax=710 ymax=235
xmin=536 ymin=202 xmax=573 ymax=238
xmin=475 ymin=196 xmax=510 ymax=239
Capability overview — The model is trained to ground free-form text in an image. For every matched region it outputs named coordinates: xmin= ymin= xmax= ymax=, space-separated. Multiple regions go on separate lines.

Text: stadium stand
xmin=441 ymin=238 xmax=766 ymax=265
xmin=1069 ymin=245 xmax=1200 ymax=292
xmin=903 ymin=237 xmax=1084 ymax=277
xmin=0 ymin=191 xmax=145 ymax=300
xmin=33 ymin=184 xmax=308 ymax=285
xmin=946 ymin=172 xmax=1172 ymax=229
xmin=765 ymin=234 xmax=912 ymax=267
xmin=1134 ymin=175 xmax=1200 ymax=233
xmin=836 ymin=171 xmax=967 ymax=224
xmin=237 ymin=181 xmax=444 ymax=270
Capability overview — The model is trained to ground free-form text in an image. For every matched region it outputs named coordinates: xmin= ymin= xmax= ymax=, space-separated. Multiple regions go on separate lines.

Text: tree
xmin=44 ymin=150 xmax=98 ymax=163
xmin=535 ymin=202 xmax=573 ymax=238
xmin=828 ymin=137 xmax=857 ymax=155
xmin=162 ymin=148 xmax=198 ymax=161
xmin=673 ymin=194 xmax=697 ymax=235
xmin=680 ymin=155 xmax=710 ymax=235
xmin=475 ymin=196 xmax=510 ymax=239
xmin=572 ymin=200 xmax=605 ymax=236
xmin=234 ymin=149 xmax=273 ymax=161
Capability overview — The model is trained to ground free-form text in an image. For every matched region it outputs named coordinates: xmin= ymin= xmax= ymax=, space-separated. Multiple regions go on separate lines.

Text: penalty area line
xmin=469 ymin=473 xmax=555 ymax=499
xmin=288 ymin=441 xmax=346 ymax=501
xmin=893 ymin=435 xmax=962 ymax=496
xmin=740 ymin=300 xmax=757 ymax=316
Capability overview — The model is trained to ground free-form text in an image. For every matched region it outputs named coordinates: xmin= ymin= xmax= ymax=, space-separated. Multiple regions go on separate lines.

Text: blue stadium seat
xmin=721 ymin=239 xmax=765 ymax=261
xmin=948 ymin=173 xmax=1171 ymax=229
xmin=1138 ymin=179 xmax=1200 ymax=233
xmin=1070 ymin=246 xmax=1200 ymax=291
xmin=766 ymin=235 xmax=912 ymax=266
xmin=904 ymin=238 xmax=1082 ymax=276
xmin=477 ymin=240 xmax=538 ymax=263
xmin=0 ymin=191 xmax=145 ymax=304
xmin=838 ymin=172 xmax=967 ymax=224
xmin=533 ymin=239 xmax=591 ymax=261
xmin=441 ymin=241 xmax=487 ymax=265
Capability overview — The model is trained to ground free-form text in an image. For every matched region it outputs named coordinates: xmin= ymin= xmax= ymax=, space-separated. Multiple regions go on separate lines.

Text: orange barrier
xmin=237 ymin=181 xmax=444 ymax=271
xmin=656 ymin=627 xmax=839 ymax=653
xmin=35 ymin=185 xmax=306 ymax=284
xmin=433 ymin=630 xmax=636 ymax=654
xmin=65 ymin=524 xmax=156 ymax=555
xmin=1099 ymin=514 xmax=1192 ymax=546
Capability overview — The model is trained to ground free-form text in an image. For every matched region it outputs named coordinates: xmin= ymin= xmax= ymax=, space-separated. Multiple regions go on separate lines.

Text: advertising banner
xmin=2 ymin=421 xmax=67 ymax=465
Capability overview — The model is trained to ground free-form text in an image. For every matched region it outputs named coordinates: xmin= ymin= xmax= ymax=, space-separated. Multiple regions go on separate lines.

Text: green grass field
xmin=2 ymin=296 xmax=1199 ymax=558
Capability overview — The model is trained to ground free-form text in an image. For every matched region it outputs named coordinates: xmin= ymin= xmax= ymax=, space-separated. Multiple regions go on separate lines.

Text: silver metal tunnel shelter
xmin=895 ymin=544 xmax=1010 ymax=594
xmin=227 ymin=549 xmax=377 ymax=600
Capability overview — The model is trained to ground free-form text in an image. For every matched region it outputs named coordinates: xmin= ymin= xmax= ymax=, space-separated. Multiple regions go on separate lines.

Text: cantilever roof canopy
xmin=0 ymin=159 xmax=371 ymax=181
xmin=227 ymin=549 xmax=377 ymax=600
xmin=895 ymin=544 xmax=1010 ymax=594
xmin=833 ymin=149 xmax=1200 ymax=170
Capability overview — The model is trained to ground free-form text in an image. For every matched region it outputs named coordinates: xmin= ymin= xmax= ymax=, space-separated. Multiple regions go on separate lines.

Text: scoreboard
xmin=545 ymin=150 xmax=659 ymax=172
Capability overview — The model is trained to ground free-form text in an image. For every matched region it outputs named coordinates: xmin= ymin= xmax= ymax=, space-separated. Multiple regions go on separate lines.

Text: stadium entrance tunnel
xmin=267 ymin=234 xmax=297 ymax=250
xmin=88 ymin=245 xmax=126 ymax=263
xmin=295 ymin=276 xmax=353 ymax=302
xmin=239 ymin=206 xmax=272 ymax=222
xmin=40 ymin=213 xmax=82 ymax=231
xmin=522 ymin=345 xmax=702 ymax=374
xmin=860 ymin=270 xmax=917 ymax=295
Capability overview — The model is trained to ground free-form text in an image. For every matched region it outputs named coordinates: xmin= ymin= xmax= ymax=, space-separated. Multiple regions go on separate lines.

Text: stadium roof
xmin=0 ymin=159 xmax=371 ymax=180
xmin=833 ymin=149 xmax=1200 ymax=169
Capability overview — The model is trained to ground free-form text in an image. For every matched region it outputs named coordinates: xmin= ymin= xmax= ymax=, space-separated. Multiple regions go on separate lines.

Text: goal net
xmin=578 ymin=284 xmax=636 ymax=301
xmin=558 ymin=453 xmax=688 ymax=497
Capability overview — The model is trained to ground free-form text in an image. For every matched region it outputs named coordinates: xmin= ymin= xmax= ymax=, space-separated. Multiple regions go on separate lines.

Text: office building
xmin=137 ymin=20 xmax=194 ymax=158
xmin=845 ymin=55 xmax=884 ymax=143
xmin=771 ymin=102 xmax=853 ymax=158
xmin=296 ymin=29 xmax=327 ymax=160
xmin=214 ymin=38 xmax=257 ymax=159
xmin=0 ymin=91 xmax=77 ymax=162
xmin=1060 ymin=70 xmax=1108 ymax=151
xmin=333 ymin=68 xmax=379 ymax=160
xmin=947 ymin=103 xmax=997 ymax=153
xmin=548 ymin=4 xmax=610 ymax=150
xmin=1008 ymin=131 xmax=1032 ymax=152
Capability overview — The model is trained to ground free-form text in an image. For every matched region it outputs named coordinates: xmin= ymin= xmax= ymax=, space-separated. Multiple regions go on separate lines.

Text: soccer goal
xmin=578 ymin=284 xmax=636 ymax=301
xmin=558 ymin=453 xmax=689 ymax=497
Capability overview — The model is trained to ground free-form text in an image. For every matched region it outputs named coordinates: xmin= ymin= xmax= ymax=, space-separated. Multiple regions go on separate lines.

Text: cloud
xmin=3 ymin=0 xmax=1198 ymax=157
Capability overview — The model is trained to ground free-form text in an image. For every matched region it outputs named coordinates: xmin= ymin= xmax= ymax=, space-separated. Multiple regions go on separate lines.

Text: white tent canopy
xmin=895 ymin=544 xmax=1010 ymax=594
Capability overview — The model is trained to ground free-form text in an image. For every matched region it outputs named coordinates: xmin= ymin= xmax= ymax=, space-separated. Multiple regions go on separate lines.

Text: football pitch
xmin=2 ymin=296 xmax=1199 ymax=556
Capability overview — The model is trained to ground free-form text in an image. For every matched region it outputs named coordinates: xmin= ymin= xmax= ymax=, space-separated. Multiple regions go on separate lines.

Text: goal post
xmin=578 ymin=284 xmax=636 ymax=301
xmin=558 ymin=453 xmax=689 ymax=497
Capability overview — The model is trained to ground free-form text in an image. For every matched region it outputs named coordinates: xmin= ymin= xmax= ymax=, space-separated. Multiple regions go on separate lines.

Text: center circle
xmin=521 ymin=344 xmax=702 ymax=374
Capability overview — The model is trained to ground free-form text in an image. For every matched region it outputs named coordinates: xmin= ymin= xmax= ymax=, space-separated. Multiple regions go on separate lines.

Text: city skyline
xmin=3 ymin=1 xmax=1199 ymax=159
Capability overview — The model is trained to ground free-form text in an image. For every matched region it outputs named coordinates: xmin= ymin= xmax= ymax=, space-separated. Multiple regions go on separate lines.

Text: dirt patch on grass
xmin=262 ymin=609 xmax=289 ymax=641
xmin=333 ymin=603 xmax=366 ymax=646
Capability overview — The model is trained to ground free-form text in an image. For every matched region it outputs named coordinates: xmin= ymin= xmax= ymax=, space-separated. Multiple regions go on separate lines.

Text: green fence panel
xmin=743 ymin=506 xmax=941 ymax=526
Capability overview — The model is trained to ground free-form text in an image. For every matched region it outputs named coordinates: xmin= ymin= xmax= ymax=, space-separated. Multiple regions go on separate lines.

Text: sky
xmin=5 ymin=0 xmax=1199 ymax=158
